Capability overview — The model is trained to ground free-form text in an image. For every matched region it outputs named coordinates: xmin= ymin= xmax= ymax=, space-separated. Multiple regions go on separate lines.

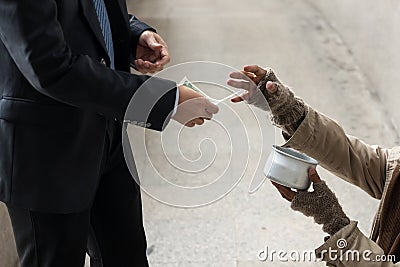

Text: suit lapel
xmin=79 ymin=0 xmax=108 ymax=56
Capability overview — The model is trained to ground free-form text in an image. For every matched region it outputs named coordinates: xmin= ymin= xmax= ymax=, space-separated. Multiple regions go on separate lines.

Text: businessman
xmin=0 ymin=0 xmax=218 ymax=266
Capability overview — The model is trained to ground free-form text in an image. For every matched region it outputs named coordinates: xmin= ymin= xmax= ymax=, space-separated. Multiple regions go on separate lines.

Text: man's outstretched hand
xmin=135 ymin=31 xmax=170 ymax=74
xmin=172 ymin=85 xmax=219 ymax=127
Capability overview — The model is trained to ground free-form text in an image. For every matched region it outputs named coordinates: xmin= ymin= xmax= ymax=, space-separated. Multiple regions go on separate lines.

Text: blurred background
xmin=1 ymin=0 xmax=400 ymax=266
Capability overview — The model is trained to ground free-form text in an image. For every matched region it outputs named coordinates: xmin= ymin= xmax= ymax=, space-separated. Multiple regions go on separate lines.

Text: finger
xmin=276 ymin=189 xmax=292 ymax=202
xmin=271 ymin=181 xmax=287 ymax=197
xmin=136 ymin=60 xmax=163 ymax=73
xmin=193 ymin=118 xmax=205 ymax=126
xmin=149 ymin=42 xmax=163 ymax=51
xmin=243 ymin=65 xmax=266 ymax=76
xmin=135 ymin=59 xmax=144 ymax=67
xmin=229 ymin=71 xmax=253 ymax=82
xmin=155 ymin=48 xmax=170 ymax=66
xmin=191 ymin=105 xmax=213 ymax=120
xmin=271 ymin=181 xmax=295 ymax=197
xmin=308 ymin=168 xmax=322 ymax=183
xmin=143 ymin=53 xmax=159 ymax=63
xmin=273 ymin=185 xmax=291 ymax=201
xmin=135 ymin=59 xmax=147 ymax=69
xmin=271 ymin=181 xmax=293 ymax=201
xmin=243 ymin=71 xmax=257 ymax=79
xmin=185 ymin=121 xmax=196 ymax=127
xmin=146 ymin=35 xmax=163 ymax=51
xmin=144 ymin=61 xmax=151 ymax=69
xmin=201 ymin=111 xmax=213 ymax=120
xmin=155 ymin=55 xmax=170 ymax=67
xmin=271 ymin=181 xmax=296 ymax=201
xmin=134 ymin=60 xmax=149 ymax=74
xmin=266 ymin=81 xmax=279 ymax=93
xmin=231 ymin=96 xmax=244 ymax=103
xmin=231 ymin=93 xmax=250 ymax=103
xmin=135 ymin=58 xmax=143 ymax=65
xmin=279 ymin=192 xmax=292 ymax=202
xmin=204 ymin=100 xmax=219 ymax=114
xmin=154 ymin=33 xmax=168 ymax=47
xmin=227 ymin=79 xmax=252 ymax=91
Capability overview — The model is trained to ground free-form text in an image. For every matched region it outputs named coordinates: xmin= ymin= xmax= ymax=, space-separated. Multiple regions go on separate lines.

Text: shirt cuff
xmin=171 ymin=88 xmax=179 ymax=117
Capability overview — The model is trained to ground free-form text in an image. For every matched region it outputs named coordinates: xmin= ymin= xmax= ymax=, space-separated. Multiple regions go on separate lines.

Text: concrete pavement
xmin=308 ymin=0 xmax=400 ymax=141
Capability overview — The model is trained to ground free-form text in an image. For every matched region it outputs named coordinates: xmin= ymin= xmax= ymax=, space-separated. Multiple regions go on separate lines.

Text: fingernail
xmin=266 ymin=82 xmax=273 ymax=90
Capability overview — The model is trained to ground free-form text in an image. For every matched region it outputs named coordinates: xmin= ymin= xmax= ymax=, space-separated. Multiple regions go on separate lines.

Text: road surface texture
xmin=0 ymin=203 xmax=18 ymax=267
xmin=1 ymin=0 xmax=399 ymax=267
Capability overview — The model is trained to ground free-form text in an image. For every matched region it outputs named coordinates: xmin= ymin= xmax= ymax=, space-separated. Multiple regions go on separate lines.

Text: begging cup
xmin=264 ymin=145 xmax=318 ymax=190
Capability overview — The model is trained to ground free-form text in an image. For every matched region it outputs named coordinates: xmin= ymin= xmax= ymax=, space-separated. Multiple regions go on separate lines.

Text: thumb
xmin=146 ymin=36 xmax=163 ymax=50
xmin=308 ymin=168 xmax=321 ymax=183
xmin=266 ymin=81 xmax=279 ymax=93
xmin=205 ymin=100 xmax=219 ymax=114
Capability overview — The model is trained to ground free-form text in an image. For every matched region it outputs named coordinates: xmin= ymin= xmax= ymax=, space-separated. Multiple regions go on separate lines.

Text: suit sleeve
xmin=282 ymin=106 xmax=389 ymax=199
xmin=128 ymin=15 xmax=155 ymax=66
xmin=0 ymin=0 xmax=177 ymax=131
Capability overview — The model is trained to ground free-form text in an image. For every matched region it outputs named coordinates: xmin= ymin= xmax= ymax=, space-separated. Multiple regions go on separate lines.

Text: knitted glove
xmin=255 ymin=68 xmax=306 ymax=135
xmin=291 ymin=180 xmax=351 ymax=236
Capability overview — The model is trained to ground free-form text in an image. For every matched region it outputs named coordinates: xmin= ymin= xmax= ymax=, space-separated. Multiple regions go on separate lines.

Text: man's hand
xmin=172 ymin=85 xmax=219 ymax=127
xmin=135 ymin=31 xmax=170 ymax=74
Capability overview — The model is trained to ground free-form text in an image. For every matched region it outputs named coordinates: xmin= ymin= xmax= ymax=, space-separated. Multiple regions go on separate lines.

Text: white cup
xmin=264 ymin=145 xmax=318 ymax=190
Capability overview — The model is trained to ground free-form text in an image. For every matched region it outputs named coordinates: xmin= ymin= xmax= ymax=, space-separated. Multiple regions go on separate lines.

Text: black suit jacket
xmin=0 ymin=0 xmax=177 ymax=213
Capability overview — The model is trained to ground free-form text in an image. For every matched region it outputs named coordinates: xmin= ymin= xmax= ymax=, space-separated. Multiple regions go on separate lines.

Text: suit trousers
xmin=6 ymin=120 xmax=149 ymax=267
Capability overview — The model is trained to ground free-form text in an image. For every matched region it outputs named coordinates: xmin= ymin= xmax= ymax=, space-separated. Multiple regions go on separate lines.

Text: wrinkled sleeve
xmin=316 ymin=221 xmax=398 ymax=266
xmin=282 ymin=106 xmax=389 ymax=199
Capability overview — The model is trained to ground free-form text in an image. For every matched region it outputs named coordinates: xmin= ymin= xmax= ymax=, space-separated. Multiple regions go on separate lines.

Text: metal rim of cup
xmin=272 ymin=145 xmax=318 ymax=165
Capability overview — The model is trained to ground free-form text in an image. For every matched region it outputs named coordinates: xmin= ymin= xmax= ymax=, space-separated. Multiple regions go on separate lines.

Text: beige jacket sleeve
xmin=282 ymin=105 xmax=389 ymax=199
xmin=281 ymin=106 xmax=398 ymax=266
xmin=315 ymin=221 xmax=399 ymax=266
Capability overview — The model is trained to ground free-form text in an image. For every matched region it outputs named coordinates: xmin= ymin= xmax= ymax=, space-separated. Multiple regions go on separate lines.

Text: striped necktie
xmin=92 ymin=0 xmax=115 ymax=69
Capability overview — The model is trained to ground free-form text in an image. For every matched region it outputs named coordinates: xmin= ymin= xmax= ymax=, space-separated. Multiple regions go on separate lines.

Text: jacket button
xmin=100 ymin=58 xmax=107 ymax=66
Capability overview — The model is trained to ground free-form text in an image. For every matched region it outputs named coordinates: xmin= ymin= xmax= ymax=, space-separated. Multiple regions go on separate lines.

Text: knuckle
xmin=265 ymin=67 xmax=274 ymax=73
